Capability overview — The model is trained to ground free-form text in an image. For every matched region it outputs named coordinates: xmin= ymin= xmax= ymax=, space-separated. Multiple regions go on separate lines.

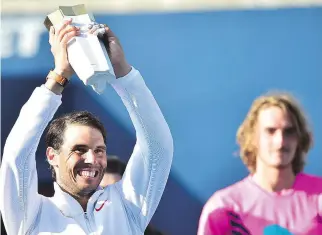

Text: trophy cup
xmin=44 ymin=4 xmax=115 ymax=93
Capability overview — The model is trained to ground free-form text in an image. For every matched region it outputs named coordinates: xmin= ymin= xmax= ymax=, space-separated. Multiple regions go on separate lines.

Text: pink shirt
xmin=198 ymin=173 xmax=322 ymax=235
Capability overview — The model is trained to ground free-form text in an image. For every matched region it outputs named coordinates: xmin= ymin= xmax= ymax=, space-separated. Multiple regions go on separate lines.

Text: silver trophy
xmin=44 ymin=4 xmax=115 ymax=93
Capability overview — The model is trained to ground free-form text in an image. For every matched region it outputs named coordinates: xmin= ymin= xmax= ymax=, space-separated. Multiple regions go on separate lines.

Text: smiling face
xmin=48 ymin=124 xmax=107 ymax=197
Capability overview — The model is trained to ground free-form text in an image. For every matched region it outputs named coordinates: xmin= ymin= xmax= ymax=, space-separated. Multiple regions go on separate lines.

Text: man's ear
xmin=46 ymin=147 xmax=59 ymax=167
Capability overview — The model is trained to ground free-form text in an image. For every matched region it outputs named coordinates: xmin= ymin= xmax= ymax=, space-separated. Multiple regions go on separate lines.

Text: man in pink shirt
xmin=198 ymin=92 xmax=322 ymax=235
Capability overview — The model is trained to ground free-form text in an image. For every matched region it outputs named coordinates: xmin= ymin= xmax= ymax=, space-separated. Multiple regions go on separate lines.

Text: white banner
xmin=2 ymin=0 xmax=322 ymax=14
xmin=1 ymin=17 xmax=46 ymax=59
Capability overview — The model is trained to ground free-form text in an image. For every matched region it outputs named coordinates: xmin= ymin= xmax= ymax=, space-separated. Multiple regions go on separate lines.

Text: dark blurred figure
xmin=100 ymin=155 xmax=126 ymax=187
xmin=1 ymin=216 xmax=7 ymax=235
xmin=144 ymin=224 xmax=165 ymax=235
xmin=100 ymin=156 xmax=165 ymax=235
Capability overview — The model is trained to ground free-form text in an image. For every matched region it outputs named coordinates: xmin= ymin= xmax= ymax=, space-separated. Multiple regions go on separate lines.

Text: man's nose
xmin=84 ymin=149 xmax=97 ymax=164
xmin=273 ymin=130 xmax=286 ymax=148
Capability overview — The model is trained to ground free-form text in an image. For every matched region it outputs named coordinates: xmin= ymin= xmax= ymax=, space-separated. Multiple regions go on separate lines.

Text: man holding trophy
xmin=0 ymin=5 xmax=173 ymax=235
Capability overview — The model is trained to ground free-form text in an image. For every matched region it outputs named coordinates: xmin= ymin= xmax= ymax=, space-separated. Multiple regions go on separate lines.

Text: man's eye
xmin=285 ymin=127 xmax=296 ymax=136
xmin=266 ymin=128 xmax=276 ymax=134
xmin=74 ymin=148 xmax=87 ymax=154
xmin=95 ymin=149 xmax=105 ymax=154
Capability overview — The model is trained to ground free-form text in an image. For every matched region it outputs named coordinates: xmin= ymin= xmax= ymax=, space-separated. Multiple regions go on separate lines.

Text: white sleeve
xmin=0 ymin=86 xmax=61 ymax=235
xmin=111 ymin=68 xmax=173 ymax=231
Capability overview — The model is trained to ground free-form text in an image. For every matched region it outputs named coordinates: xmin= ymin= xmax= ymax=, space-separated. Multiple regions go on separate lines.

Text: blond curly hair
xmin=236 ymin=92 xmax=312 ymax=174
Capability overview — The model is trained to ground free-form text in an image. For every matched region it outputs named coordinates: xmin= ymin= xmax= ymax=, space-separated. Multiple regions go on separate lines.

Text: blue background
xmin=2 ymin=7 xmax=322 ymax=234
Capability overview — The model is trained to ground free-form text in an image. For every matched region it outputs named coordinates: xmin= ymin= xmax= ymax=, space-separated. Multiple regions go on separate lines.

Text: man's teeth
xmin=80 ymin=171 xmax=96 ymax=177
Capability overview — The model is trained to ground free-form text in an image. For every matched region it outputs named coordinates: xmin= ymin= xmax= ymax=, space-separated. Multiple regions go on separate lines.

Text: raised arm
xmin=94 ymin=25 xmax=173 ymax=231
xmin=0 ymin=20 xmax=79 ymax=235
xmin=113 ymin=68 xmax=173 ymax=230
xmin=0 ymin=85 xmax=62 ymax=235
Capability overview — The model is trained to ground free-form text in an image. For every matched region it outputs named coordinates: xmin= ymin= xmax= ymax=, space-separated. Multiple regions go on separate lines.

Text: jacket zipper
xmin=84 ymin=212 xmax=94 ymax=234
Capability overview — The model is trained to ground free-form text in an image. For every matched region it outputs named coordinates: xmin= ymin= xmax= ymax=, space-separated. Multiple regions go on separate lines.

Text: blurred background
xmin=1 ymin=0 xmax=322 ymax=234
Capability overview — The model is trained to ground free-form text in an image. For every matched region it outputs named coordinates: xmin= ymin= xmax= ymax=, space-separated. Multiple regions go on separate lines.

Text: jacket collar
xmin=51 ymin=183 xmax=104 ymax=218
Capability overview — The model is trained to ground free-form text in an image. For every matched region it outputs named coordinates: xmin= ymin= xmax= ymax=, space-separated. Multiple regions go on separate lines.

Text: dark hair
xmin=45 ymin=111 xmax=107 ymax=181
xmin=105 ymin=156 xmax=126 ymax=176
